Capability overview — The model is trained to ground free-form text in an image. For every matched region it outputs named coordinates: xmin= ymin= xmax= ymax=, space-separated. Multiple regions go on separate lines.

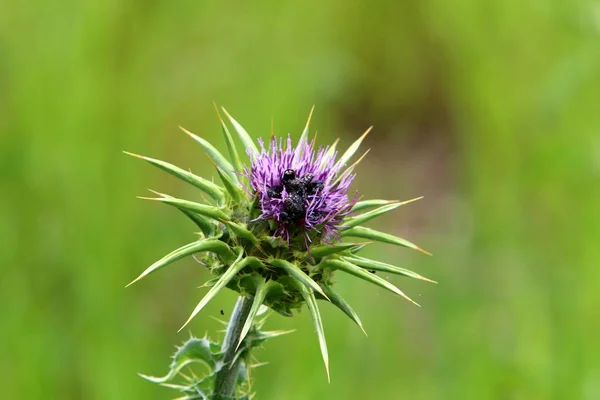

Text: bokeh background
xmin=2 ymin=1 xmax=599 ymax=399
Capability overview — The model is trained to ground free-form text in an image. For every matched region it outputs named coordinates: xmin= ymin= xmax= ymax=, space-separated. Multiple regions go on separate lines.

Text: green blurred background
xmin=2 ymin=1 xmax=599 ymax=399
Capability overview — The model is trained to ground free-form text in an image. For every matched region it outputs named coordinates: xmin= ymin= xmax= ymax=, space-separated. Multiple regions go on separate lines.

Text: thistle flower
xmin=247 ymin=134 xmax=357 ymax=245
xmin=126 ymin=106 xmax=433 ymax=398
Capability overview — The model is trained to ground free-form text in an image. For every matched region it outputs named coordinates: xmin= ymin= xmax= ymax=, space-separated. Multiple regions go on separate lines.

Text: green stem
xmin=212 ymin=296 xmax=253 ymax=400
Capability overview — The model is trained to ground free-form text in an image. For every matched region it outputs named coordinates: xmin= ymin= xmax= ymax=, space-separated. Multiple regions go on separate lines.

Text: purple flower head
xmin=246 ymin=135 xmax=357 ymax=244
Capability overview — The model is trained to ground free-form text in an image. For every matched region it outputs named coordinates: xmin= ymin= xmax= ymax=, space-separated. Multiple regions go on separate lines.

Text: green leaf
xmin=349 ymin=243 xmax=369 ymax=254
xmin=341 ymin=226 xmax=431 ymax=255
xmin=298 ymin=105 xmax=315 ymax=145
xmin=140 ymin=337 xmax=217 ymax=384
xmin=320 ymin=285 xmax=367 ymax=336
xmin=214 ymin=103 xmax=244 ymax=174
xmin=178 ymin=254 xmax=264 ymax=331
xmin=343 ymin=255 xmax=436 ymax=283
xmin=309 ymin=243 xmax=365 ymax=259
xmin=250 ymin=328 xmax=295 ymax=342
xmin=300 ymin=286 xmax=330 ymax=382
xmin=320 ymin=259 xmax=419 ymax=306
xmin=178 ymin=209 xmax=215 ymax=237
xmin=342 ymin=203 xmax=402 ymax=230
xmin=237 ymin=279 xmax=272 ymax=350
xmin=126 ymin=239 xmax=236 ymax=287
xmin=351 ymin=196 xmax=423 ymax=213
xmin=267 ymin=259 xmax=329 ymax=300
xmin=223 ymin=221 xmax=259 ymax=245
xmin=124 ymin=151 xmax=224 ymax=203
xmin=146 ymin=191 xmax=215 ymax=236
xmin=139 ymin=194 xmax=231 ymax=222
xmin=180 ymin=126 xmax=238 ymax=184
xmin=351 ymin=199 xmax=396 ymax=213
xmin=221 ymin=108 xmax=259 ymax=155
xmin=215 ymin=166 xmax=243 ymax=203
xmin=335 ymin=126 xmax=372 ymax=169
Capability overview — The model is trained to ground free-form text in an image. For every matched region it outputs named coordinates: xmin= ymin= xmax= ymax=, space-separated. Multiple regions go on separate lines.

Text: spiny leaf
xmin=149 ymin=191 xmax=215 ymax=236
xmin=343 ymin=255 xmax=437 ymax=283
xmin=300 ymin=286 xmax=330 ymax=382
xmin=351 ymin=199 xmax=396 ymax=213
xmin=309 ymin=243 xmax=366 ymax=259
xmin=237 ymin=279 xmax=272 ymax=350
xmin=267 ymin=259 xmax=329 ymax=300
xmin=127 ymin=239 xmax=235 ymax=287
xmin=349 ymin=243 xmax=369 ymax=254
xmin=298 ymin=105 xmax=315 ymax=145
xmin=140 ymin=338 xmax=216 ymax=384
xmin=250 ymin=328 xmax=296 ymax=343
xmin=342 ymin=226 xmax=431 ymax=255
xmin=180 ymin=126 xmax=238 ymax=184
xmin=335 ymin=126 xmax=372 ymax=169
xmin=179 ymin=210 xmax=214 ymax=237
xmin=179 ymin=255 xmax=264 ymax=331
xmin=123 ymin=151 xmax=224 ymax=202
xmin=214 ymin=103 xmax=244 ymax=174
xmin=342 ymin=202 xmax=402 ymax=230
xmin=321 ymin=259 xmax=420 ymax=306
xmin=139 ymin=194 xmax=231 ymax=222
xmin=215 ymin=166 xmax=243 ymax=203
xmin=351 ymin=196 xmax=423 ymax=213
xmin=221 ymin=108 xmax=259 ymax=155
xmin=222 ymin=221 xmax=259 ymax=245
xmin=320 ymin=285 xmax=367 ymax=336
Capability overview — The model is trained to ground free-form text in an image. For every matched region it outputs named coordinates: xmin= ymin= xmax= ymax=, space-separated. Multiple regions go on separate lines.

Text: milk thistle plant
xmin=126 ymin=106 xmax=433 ymax=399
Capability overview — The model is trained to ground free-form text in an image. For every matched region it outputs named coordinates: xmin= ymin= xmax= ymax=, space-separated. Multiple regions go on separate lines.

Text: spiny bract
xmin=126 ymin=106 xmax=434 ymax=380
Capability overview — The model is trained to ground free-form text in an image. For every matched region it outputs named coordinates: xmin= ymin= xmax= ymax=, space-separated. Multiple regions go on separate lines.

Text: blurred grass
xmin=1 ymin=1 xmax=599 ymax=399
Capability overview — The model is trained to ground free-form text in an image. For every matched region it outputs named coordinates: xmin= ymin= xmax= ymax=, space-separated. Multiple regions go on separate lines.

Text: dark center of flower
xmin=267 ymin=169 xmax=325 ymax=224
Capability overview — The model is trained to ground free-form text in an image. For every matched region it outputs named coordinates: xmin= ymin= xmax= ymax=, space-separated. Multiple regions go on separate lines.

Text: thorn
xmin=402 ymin=294 xmax=421 ymax=307
xmin=353 ymin=148 xmax=370 ymax=167
xmin=304 ymin=105 xmax=315 ymax=132
xmin=362 ymin=126 xmax=373 ymax=138
xmin=209 ymin=316 xmax=227 ymax=325
xmin=397 ymin=196 xmax=424 ymax=206
xmin=359 ymin=324 xmax=368 ymax=337
xmin=122 ymin=150 xmax=145 ymax=159
xmin=125 ymin=275 xmax=142 ymax=288
xmin=317 ymin=288 xmax=331 ymax=302
xmin=136 ymin=196 xmax=161 ymax=201
xmin=235 ymin=337 xmax=244 ymax=352
xmin=416 ymin=247 xmax=432 ymax=256
xmin=178 ymin=305 xmax=205 ymax=332
xmin=250 ymin=361 xmax=269 ymax=368
xmin=220 ymin=107 xmax=234 ymax=122
xmin=213 ymin=102 xmax=225 ymax=124
xmin=419 ymin=276 xmax=438 ymax=284
xmin=261 ymin=329 xmax=296 ymax=337
xmin=179 ymin=125 xmax=194 ymax=137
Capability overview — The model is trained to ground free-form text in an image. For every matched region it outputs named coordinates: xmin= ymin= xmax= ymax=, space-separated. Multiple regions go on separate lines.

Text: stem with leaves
xmin=212 ymin=296 xmax=253 ymax=399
